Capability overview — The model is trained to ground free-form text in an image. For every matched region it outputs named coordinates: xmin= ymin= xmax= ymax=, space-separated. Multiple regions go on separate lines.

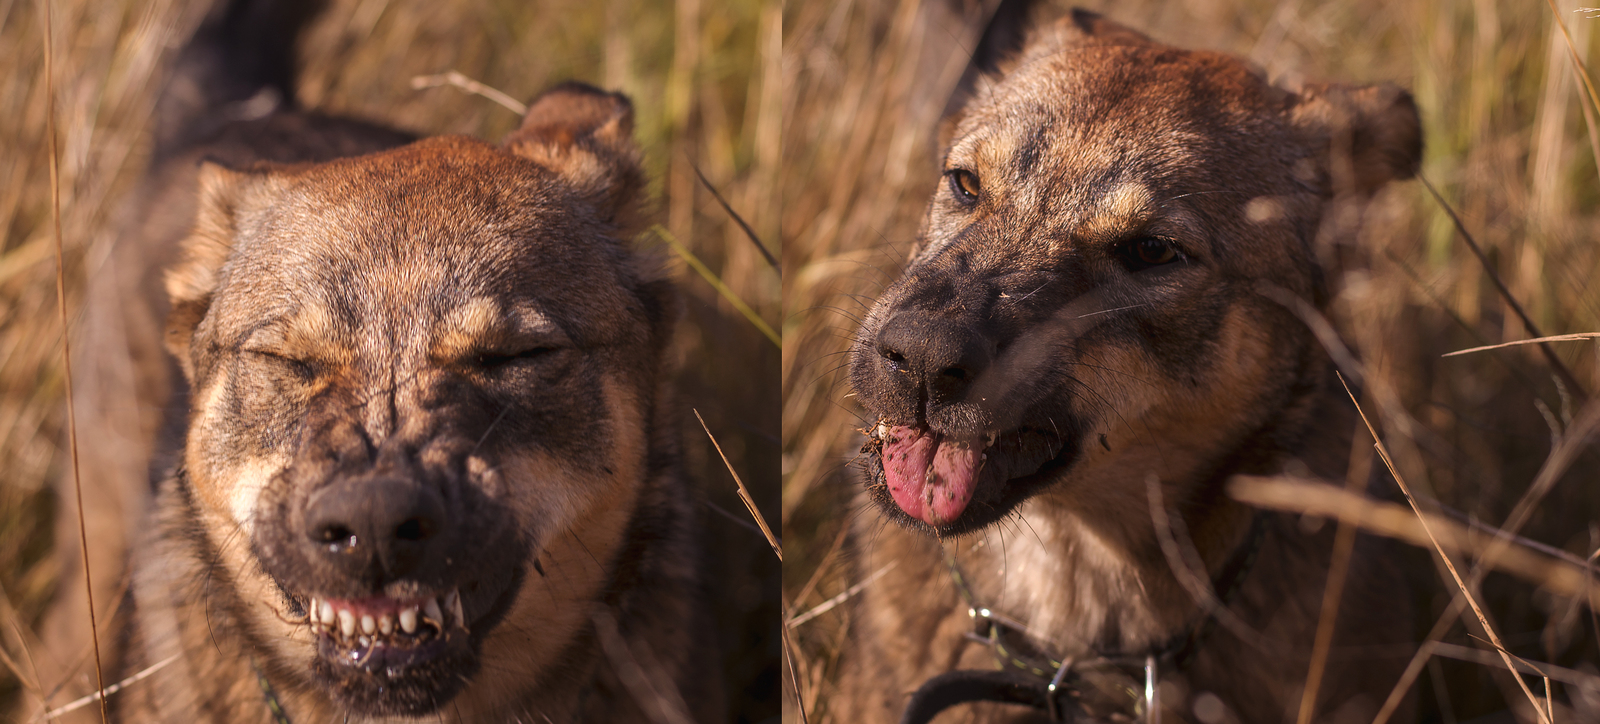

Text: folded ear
xmin=940 ymin=6 xmax=1156 ymax=147
xmin=1289 ymin=82 xmax=1423 ymax=195
xmin=502 ymin=82 xmax=643 ymax=225
xmin=1020 ymin=8 xmax=1157 ymax=61
xmin=165 ymin=160 xmax=282 ymax=381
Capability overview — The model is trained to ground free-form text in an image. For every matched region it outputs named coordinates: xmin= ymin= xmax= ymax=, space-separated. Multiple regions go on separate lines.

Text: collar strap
xmin=913 ymin=513 xmax=1269 ymax=723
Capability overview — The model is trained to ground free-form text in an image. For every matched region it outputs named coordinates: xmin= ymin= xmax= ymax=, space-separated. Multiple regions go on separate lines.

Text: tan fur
xmin=839 ymin=8 xmax=1422 ymax=723
xmin=33 ymin=39 xmax=717 ymax=724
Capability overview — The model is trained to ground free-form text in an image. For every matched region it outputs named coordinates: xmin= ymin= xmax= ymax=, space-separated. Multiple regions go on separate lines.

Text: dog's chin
xmin=283 ymin=574 xmax=522 ymax=717
xmin=863 ymin=423 xmax=1080 ymax=538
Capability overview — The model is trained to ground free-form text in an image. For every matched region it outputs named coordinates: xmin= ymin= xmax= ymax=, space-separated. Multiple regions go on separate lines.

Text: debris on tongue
xmin=878 ymin=424 xmax=985 ymax=527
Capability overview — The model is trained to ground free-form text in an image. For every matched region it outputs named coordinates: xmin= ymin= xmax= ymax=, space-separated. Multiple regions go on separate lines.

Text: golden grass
xmin=781 ymin=0 xmax=1600 ymax=721
xmin=0 ymin=0 xmax=780 ymax=720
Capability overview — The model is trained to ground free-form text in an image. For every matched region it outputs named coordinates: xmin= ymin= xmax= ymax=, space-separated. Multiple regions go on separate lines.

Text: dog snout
xmin=876 ymin=312 xmax=994 ymax=408
xmin=304 ymin=476 xmax=446 ymax=582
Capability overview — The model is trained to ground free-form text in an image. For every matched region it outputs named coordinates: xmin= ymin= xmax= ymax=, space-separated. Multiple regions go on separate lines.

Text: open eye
xmin=946 ymin=169 xmax=981 ymax=205
xmin=1116 ymin=236 xmax=1185 ymax=271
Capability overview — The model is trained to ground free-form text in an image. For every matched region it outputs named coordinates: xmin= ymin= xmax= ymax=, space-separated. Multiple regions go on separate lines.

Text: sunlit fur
xmin=837 ymin=9 xmax=1423 ymax=723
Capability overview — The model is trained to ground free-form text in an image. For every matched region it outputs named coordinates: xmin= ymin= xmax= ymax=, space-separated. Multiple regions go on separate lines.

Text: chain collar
xmin=901 ymin=513 xmax=1267 ymax=724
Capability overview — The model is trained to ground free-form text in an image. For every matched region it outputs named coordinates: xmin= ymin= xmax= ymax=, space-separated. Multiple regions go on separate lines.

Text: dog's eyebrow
xmin=1076 ymin=182 xmax=1154 ymax=244
xmin=238 ymin=303 xmax=341 ymax=353
xmin=432 ymin=297 xmax=564 ymax=359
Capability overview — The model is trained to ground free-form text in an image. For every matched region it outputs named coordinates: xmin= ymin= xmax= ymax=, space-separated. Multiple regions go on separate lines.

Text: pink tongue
xmin=881 ymin=426 xmax=984 ymax=526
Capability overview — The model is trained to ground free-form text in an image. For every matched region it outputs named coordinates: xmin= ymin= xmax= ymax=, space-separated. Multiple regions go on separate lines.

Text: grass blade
xmin=688 ymin=161 xmax=780 ymax=277
xmin=694 ymin=409 xmax=780 ymax=560
xmin=654 ymin=225 xmax=780 ymax=348
xmin=1340 ymin=374 xmax=1553 ymax=724
xmin=42 ymin=0 xmax=107 ymax=719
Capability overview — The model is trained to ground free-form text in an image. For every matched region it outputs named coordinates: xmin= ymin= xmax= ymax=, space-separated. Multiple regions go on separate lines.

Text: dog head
xmin=849 ymin=10 xmax=1420 ymax=536
xmin=164 ymin=83 xmax=671 ymax=715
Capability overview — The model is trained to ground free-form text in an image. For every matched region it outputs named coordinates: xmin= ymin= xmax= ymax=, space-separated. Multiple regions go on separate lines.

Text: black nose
xmin=304 ymin=476 xmax=445 ymax=582
xmin=876 ymin=312 xmax=994 ymax=406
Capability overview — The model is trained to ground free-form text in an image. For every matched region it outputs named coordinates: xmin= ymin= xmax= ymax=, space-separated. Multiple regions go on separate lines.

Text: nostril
xmin=394 ymin=517 xmax=433 ymax=542
xmin=940 ymin=366 xmax=968 ymax=381
xmin=880 ymin=347 xmax=907 ymax=366
xmin=315 ymin=524 xmax=358 ymax=551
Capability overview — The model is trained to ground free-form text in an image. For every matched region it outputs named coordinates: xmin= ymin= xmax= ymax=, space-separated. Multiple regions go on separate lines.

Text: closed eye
xmin=475 ymin=347 xmax=560 ymax=370
xmin=249 ymin=350 xmax=318 ymax=381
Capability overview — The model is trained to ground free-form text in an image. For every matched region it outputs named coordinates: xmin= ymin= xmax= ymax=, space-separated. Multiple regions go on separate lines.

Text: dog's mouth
xmin=308 ymin=589 xmax=468 ymax=672
xmin=282 ymin=570 xmax=522 ymax=716
xmin=866 ymin=420 xmax=1079 ymax=536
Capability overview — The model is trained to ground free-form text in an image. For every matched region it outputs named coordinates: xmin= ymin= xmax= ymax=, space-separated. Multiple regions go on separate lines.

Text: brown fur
xmin=32 ymin=5 xmax=717 ymax=722
xmin=838 ymin=8 xmax=1422 ymax=723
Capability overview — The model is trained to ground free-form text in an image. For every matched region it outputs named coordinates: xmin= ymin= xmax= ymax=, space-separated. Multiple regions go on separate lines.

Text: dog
xmin=31 ymin=1 xmax=720 ymax=721
xmin=836 ymin=7 xmax=1423 ymax=723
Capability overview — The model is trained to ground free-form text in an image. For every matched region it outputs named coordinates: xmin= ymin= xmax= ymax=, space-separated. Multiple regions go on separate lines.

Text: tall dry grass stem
xmin=40 ymin=0 xmax=105 ymax=719
xmin=1342 ymin=374 xmax=1553 ymax=724
xmin=695 ymin=409 xmax=781 ymax=561
xmin=1420 ymin=176 xmax=1587 ymax=403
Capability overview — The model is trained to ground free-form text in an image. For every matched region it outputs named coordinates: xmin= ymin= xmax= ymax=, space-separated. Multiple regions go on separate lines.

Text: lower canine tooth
xmin=399 ymin=608 xmax=418 ymax=633
xmin=338 ymin=610 xmax=355 ymax=638
xmin=424 ymin=598 xmax=443 ymax=625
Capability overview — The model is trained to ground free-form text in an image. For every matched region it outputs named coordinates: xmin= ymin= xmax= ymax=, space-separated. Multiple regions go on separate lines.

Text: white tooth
xmin=424 ymin=598 xmax=443 ymax=625
xmin=449 ymin=591 xmax=465 ymax=626
xmin=338 ymin=609 xmax=355 ymax=639
xmin=379 ymin=615 xmax=394 ymax=635
xmin=320 ymin=600 xmax=335 ymax=625
xmin=400 ymin=608 xmax=418 ymax=633
xmin=360 ymin=614 xmax=375 ymax=635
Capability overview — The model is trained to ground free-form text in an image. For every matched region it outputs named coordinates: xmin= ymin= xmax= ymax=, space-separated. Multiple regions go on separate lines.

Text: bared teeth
xmin=447 ymin=590 xmax=465 ymax=628
xmin=312 ymin=598 xmax=441 ymax=641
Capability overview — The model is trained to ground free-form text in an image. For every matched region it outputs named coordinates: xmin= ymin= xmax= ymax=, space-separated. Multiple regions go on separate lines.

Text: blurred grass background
xmin=782 ymin=0 xmax=1600 ymax=720
xmin=0 ymin=0 xmax=780 ymax=721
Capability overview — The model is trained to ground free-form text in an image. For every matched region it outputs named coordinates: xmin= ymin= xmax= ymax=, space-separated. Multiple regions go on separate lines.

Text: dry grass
xmin=781 ymin=0 xmax=1600 ymax=721
xmin=0 ymin=0 xmax=780 ymax=721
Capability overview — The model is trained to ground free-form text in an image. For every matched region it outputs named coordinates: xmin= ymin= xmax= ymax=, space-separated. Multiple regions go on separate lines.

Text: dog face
xmin=164 ymin=85 xmax=671 ymax=716
xmin=849 ymin=11 xmax=1420 ymax=536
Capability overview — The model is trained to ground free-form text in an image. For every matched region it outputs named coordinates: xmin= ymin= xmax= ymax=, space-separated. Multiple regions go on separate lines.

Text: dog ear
xmin=503 ymin=82 xmax=643 ymax=225
xmin=1289 ymin=82 xmax=1423 ymax=195
xmin=165 ymin=160 xmax=281 ymax=381
xmin=1029 ymin=8 xmax=1157 ymax=54
xmin=939 ymin=5 xmax=1154 ymax=146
